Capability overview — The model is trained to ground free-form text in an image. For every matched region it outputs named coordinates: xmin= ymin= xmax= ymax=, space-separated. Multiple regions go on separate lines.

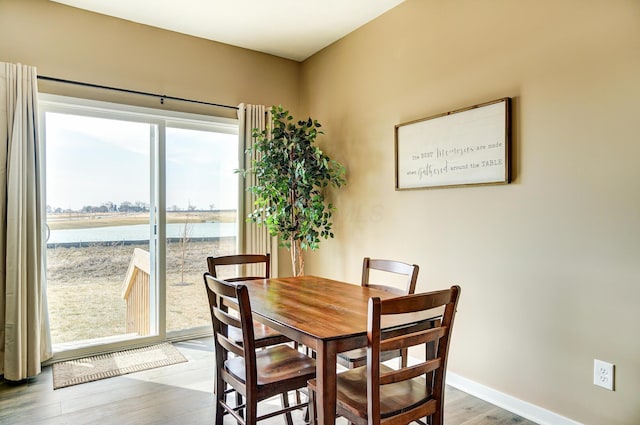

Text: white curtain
xmin=0 ymin=62 xmax=52 ymax=381
xmin=237 ymin=104 xmax=278 ymax=276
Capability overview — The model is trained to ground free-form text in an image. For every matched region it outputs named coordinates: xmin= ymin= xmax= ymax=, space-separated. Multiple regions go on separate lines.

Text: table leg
xmin=315 ymin=341 xmax=337 ymax=425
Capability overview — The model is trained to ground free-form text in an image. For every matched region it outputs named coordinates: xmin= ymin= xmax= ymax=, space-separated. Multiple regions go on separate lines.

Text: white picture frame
xmin=395 ymin=98 xmax=511 ymax=190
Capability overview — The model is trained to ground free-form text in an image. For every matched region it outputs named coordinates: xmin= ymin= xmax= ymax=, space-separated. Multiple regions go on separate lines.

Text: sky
xmin=45 ymin=112 xmax=239 ymax=212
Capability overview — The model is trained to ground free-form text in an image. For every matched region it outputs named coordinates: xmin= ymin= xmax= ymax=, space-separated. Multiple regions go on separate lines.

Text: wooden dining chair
xmin=206 ymin=254 xmax=295 ymax=418
xmin=308 ymin=285 xmax=461 ymax=425
xmin=204 ymin=273 xmax=317 ymax=425
xmin=361 ymin=257 xmax=419 ymax=295
xmin=206 ymin=254 xmax=290 ymax=348
xmin=337 ymin=257 xmax=419 ymax=369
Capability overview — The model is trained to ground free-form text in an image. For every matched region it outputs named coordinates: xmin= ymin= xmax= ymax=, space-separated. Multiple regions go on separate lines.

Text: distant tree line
xmin=46 ymin=201 xmax=150 ymax=214
xmin=46 ymin=201 xmax=226 ymax=214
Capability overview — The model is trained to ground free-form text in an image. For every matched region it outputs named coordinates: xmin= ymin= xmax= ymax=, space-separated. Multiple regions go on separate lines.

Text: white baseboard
xmin=446 ymin=372 xmax=583 ymax=425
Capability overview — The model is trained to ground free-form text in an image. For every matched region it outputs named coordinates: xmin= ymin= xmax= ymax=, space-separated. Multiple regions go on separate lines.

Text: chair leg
xmin=214 ymin=402 xmax=225 ymax=425
xmin=400 ymin=347 xmax=408 ymax=368
xmin=280 ymin=392 xmax=294 ymax=425
xmin=214 ymin=377 xmax=225 ymax=425
xmin=308 ymin=388 xmax=316 ymax=425
xmin=245 ymin=397 xmax=258 ymax=425
xmin=303 ymin=406 xmax=310 ymax=424
xmin=214 ymin=384 xmax=225 ymax=425
xmin=236 ymin=392 xmax=244 ymax=419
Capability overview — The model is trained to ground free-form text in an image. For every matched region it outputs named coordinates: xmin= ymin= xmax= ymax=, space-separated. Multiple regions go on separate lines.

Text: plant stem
xmin=290 ymin=238 xmax=304 ymax=276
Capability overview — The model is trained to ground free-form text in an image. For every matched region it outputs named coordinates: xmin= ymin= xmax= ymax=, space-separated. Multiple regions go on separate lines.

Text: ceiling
xmin=50 ymin=0 xmax=406 ymax=62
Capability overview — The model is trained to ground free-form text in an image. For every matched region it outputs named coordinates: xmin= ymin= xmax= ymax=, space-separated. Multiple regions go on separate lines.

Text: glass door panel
xmin=165 ymin=127 xmax=239 ymax=333
xmin=45 ymin=112 xmax=155 ymax=348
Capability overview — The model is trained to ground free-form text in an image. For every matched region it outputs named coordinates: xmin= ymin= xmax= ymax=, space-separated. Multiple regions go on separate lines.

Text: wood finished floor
xmin=0 ymin=338 xmax=537 ymax=425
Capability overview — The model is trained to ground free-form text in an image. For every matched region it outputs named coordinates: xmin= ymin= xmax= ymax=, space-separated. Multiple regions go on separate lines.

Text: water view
xmin=48 ymin=222 xmax=237 ymax=244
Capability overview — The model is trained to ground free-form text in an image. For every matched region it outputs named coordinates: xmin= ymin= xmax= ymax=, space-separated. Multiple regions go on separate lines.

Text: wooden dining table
xmin=239 ymin=275 xmax=439 ymax=425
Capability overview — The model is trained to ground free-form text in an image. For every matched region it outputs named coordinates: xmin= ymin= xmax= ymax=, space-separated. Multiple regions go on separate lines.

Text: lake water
xmin=48 ymin=222 xmax=237 ymax=244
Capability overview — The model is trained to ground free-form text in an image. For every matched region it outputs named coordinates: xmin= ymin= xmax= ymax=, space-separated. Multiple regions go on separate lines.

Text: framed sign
xmin=395 ymin=97 xmax=511 ymax=190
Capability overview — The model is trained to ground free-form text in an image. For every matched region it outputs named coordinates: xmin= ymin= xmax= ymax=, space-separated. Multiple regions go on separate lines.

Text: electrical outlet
xmin=594 ymin=359 xmax=614 ymax=390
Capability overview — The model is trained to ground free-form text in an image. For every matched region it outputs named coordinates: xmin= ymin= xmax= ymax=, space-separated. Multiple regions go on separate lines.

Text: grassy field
xmin=46 ymin=211 xmax=239 ymax=345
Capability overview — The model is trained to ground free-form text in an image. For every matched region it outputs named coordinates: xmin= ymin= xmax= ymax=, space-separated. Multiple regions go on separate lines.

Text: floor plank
xmin=0 ymin=338 xmax=537 ymax=424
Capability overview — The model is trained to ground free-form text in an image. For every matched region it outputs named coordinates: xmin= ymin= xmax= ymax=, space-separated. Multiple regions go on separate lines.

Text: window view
xmin=42 ymin=97 xmax=239 ymax=351
xmin=165 ymin=126 xmax=238 ymax=332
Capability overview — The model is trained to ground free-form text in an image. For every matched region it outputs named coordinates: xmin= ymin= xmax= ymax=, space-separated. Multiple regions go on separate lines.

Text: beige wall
xmin=0 ymin=0 xmax=300 ymax=118
xmin=300 ymin=0 xmax=640 ymax=424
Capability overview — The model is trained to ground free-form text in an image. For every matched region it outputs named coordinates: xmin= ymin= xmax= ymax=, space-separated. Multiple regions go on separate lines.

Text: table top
xmin=240 ymin=275 xmax=431 ymax=343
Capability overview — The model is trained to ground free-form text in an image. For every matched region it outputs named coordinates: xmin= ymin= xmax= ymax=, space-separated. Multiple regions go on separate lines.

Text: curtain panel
xmin=237 ymin=104 xmax=278 ymax=277
xmin=0 ymin=62 xmax=52 ymax=381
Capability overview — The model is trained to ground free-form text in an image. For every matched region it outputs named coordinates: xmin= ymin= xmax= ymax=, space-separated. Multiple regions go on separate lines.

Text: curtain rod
xmin=37 ymin=75 xmax=239 ymax=110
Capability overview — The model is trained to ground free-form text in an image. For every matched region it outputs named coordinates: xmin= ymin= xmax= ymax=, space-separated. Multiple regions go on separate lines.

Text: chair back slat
xmin=379 ymin=358 xmax=442 ymax=385
xmin=380 ymin=289 xmax=452 ymax=314
xmin=207 ymin=273 xmax=238 ymax=297
xmin=217 ymin=333 xmax=245 ymax=358
xmin=221 ymin=276 xmax=266 ymax=283
xmin=380 ymin=326 xmax=447 ymax=352
xmin=213 ymin=306 xmax=243 ymax=329
xmin=208 ymin=254 xmax=270 ymax=268
xmin=366 ymin=283 xmax=406 ymax=296
xmin=212 ymin=306 xmax=245 ymax=357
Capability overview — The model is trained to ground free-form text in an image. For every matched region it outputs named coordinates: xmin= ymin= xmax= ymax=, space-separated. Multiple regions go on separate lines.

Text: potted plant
xmin=239 ymin=105 xmax=346 ymax=276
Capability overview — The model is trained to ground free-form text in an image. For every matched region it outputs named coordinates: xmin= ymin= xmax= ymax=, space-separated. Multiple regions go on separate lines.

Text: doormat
xmin=52 ymin=342 xmax=187 ymax=389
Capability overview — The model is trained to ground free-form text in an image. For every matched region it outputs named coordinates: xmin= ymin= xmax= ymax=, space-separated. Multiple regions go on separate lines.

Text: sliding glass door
xmin=41 ymin=95 xmax=239 ymax=355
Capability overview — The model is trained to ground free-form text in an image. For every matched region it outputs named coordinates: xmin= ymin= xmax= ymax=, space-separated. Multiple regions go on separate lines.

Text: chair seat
xmin=337 ymin=348 xmax=402 ymax=369
xmin=226 ymin=344 xmax=316 ymax=387
xmin=228 ymin=320 xmax=291 ymax=348
xmin=309 ymin=364 xmax=431 ymax=420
